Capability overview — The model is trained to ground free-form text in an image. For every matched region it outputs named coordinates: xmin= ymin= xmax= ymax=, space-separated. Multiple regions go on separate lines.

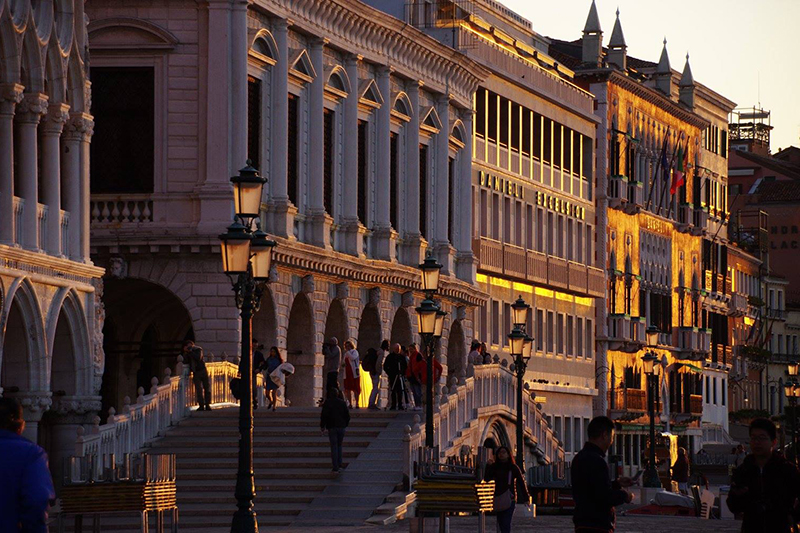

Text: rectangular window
xmin=576 ymin=317 xmax=584 ymax=357
xmin=713 ymin=377 xmax=718 ymax=404
xmin=475 ymin=88 xmax=486 ymax=139
xmin=705 ymin=376 xmax=710 ymax=403
xmin=503 ymin=303 xmax=511 ymax=345
xmin=555 ymin=417 xmax=562 ymax=443
xmin=567 ymin=219 xmax=574 ymax=261
xmin=247 ymin=76 xmax=261 ymax=170
xmin=480 ymin=303 xmax=488 ymax=342
xmin=563 ymin=128 xmax=572 ymax=174
xmin=420 ymin=143 xmax=428 ymax=239
xmin=553 ymin=123 xmax=562 ymax=169
xmin=487 ymin=91 xmax=497 ymax=143
xmin=557 ymin=215 xmax=564 ymax=257
xmin=576 ymin=221 xmax=584 ymax=264
xmin=492 ymin=193 xmax=500 ymax=240
xmin=511 ymin=102 xmax=520 ymax=152
xmin=586 ymin=225 xmax=593 ymax=264
xmin=547 ymin=212 xmax=554 ymax=255
xmin=287 ymin=94 xmax=299 ymax=206
xmin=357 ymin=120 xmax=368 ymax=225
xmin=582 ymin=134 xmax=593 ymax=181
xmin=566 ymin=315 xmax=574 ymax=356
xmin=536 ymin=309 xmax=544 ymax=352
xmin=547 ymin=311 xmax=555 ymax=353
xmin=324 ymin=109 xmax=334 ymax=217
xmin=480 ymin=190 xmax=488 ymax=237
xmin=89 ymin=67 xmax=155 ymax=194
xmin=543 ymin=118 xmax=552 ymax=164
xmin=537 ymin=208 xmax=544 ymax=252
xmin=565 ymin=416 xmax=573 ymax=453
xmin=586 ymin=319 xmax=593 ymax=359
xmin=533 ymin=113 xmax=542 ymax=160
xmin=526 ymin=205 xmax=534 ymax=250
xmin=515 ymin=201 xmax=523 ymax=246
xmin=492 ymin=299 xmax=500 ymax=346
xmin=722 ymin=379 xmax=726 ymax=406
xmin=572 ymin=132 xmax=581 ymax=175
xmin=389 ymin=132 xmax=398 ymax=229
xmin=504 ymin=197 xmax=511 ymax=243
xmin=522 ymin=108 xmax=531 ymax=156
xmin=448 ymin=157 xmax=455 ymax=243
xmin=499 ymin=97 xmax=509 ymax=147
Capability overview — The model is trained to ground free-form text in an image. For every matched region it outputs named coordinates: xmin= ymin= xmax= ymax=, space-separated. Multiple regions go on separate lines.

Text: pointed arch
xmin=2 ymin=278 xmax=47 ymax=391
xmin=65 ymin=47 xmax=86 ymax=112
xmin=44 ymin=38 xmax=67 ymax=105
xmin=20 ymin=27 xmax=46 ymax=94
xmin=249 ymin=28 xmax=278 ymax=63
xmin=0 ymin=13 xmax=20 ymax=83
xmin=46 ymin=288 xmax=92 ymax=396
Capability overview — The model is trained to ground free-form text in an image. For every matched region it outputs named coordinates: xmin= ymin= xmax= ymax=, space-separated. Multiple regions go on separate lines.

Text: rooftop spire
xmin=583 ymin=0 xmax=602 ymax=34
xmin=657 ymin=37 xmax=671 ymax=73
xmin=680 ymin=52 xmax=694 ymax=86
xmin=609 ymin=7 xmax=626 ymax=48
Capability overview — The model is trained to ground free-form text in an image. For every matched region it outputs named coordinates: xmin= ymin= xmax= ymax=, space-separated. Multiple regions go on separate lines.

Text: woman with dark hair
xmin=484 ymin=445 xmax=530 ymax=533
xmin=265 ymin=346 xmax=283 ymax=411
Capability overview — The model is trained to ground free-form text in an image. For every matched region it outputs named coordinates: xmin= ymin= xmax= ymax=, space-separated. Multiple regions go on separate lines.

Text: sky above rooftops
xmin=500 ymin=0 xmax=800 ymax=152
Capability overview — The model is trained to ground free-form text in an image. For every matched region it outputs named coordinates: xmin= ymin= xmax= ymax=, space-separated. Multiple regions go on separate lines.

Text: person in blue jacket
xmin=0 ymin=397 xmax=56 ymax=532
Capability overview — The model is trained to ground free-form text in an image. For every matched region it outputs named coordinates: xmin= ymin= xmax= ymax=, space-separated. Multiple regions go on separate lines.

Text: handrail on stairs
xmin=402 ymin=363 xmax=565 ymax=491
xmin=75 ymin=355 xmax=266 ymax=463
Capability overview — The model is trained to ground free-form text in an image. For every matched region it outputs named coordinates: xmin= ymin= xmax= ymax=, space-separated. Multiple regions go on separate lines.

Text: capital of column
xmin=63 ymin=112 xmax=94 ymax=142
xmin=15 ymin=93 xmax=49 ymax=124
xmin=13 ymin=391 xmax=54 ymax=422
xmin=0 ymin=83 xmax=24 ymax=115
xmin=345 ymin=53 xmax=361 ymax=67
xmin=273 ymin=17 xmax=289 ymax=32
xmin=50 ymin=395 xmax=103 ymax=417
xmin=42 ymin=103 xmax=71 ymax=135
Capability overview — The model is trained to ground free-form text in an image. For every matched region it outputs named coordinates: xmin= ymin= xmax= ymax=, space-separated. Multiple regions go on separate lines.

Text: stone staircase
xmin=59 ymin=406 xmax=413 ymax=531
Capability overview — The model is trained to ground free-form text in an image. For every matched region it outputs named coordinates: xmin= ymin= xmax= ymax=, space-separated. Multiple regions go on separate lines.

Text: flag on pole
xmin=671 ymin=142 xmax=687 ymax=195
xmin=661 ymin=140 xmax=670 ymax=186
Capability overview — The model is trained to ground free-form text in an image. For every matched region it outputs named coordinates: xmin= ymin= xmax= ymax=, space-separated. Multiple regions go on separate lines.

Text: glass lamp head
xmin=642 ymin=351 xmax=658 ymax=375
xmin=433 ymin=309 xmax=447 ymax=339
xmin=419 ymin=254 xmax=443 ymax=293
xmin=508 ymin=326 xmax=526 ymax=357
xmin=789 ymin=360 xmax=799 ymax=377
xmin=231 ymin=160 xmax=267 ymax=220
xmin=645 ymin=326 xmax=660 ymax=347
xmin=511 ymin=295 xmax=531 ymax=328
xmin=415 ymin=298 xmax=438 ymax=335
xmin=522 ymin=335 xmax=534 ymax=362
xmin=218 ymin=221 xmax=252 ymax=274
xmin=250 ymin=227 xmax=277 ymax=281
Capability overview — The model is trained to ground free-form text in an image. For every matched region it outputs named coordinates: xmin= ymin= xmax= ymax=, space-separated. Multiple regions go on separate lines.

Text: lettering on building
xmin=639 ymin=214 xmax=672 ymax=237
xmin=478 ymin=171 xmax=524 ymax=199
xmin=535 ymin=191 xmax=586 ymax=220
xmin=770 ymin=225 xmax=800 ymax=249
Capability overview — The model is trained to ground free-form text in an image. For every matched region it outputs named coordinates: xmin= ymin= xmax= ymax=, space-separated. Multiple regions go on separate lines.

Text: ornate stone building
xmin=365 ymin=0 xmax=605 ymax=461
xmin=550 ymin=2 xmax=729 ymax=463
xmin=0 ymin=0 xmax=105 ymax=484
xmin=85 ymin=0 xmax=487 ymax=410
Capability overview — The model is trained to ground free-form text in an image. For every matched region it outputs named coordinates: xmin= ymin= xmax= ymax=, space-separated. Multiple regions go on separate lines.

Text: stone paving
xmin=260 ymin=514 xmax=742 ymax=532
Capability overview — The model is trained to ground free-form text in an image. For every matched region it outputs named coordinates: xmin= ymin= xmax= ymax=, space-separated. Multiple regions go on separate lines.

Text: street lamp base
xmin=231 ymin=510 xmax=258 ymax=533
xmin=642 ymin=467 xmax=661 ymax=489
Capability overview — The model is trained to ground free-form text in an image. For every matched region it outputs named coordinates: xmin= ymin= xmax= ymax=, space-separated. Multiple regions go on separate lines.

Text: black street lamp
xmin=786 ymin=359 xmax=799 ymax=464
xmin=219 ymin=161 xmax=274 ymax=533
xmin=416 ymin=255 xmax=445 ymax=449
xmin=641 ymin=346 xmax=661 ymax=488
xmin=508 ymin=295 xmax=533 ymax=469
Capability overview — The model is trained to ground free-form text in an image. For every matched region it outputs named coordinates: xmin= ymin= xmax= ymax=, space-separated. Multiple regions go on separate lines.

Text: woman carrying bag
xmin=264 ymin=347 xmax=283 ymax=411
xmin=342 ymin=340 xmax=361 ymax=408
xmin=484 ymin=446 xmax=530 ymax=533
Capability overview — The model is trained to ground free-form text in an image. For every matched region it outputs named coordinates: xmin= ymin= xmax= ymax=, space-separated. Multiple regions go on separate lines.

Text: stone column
xmin=268 ymin=18 xmax=295 ymax=238
xmin=15 ymin=391 xmax=53 ymax=443
xmin=197 ymin=0 xmax=234 ymax=234
xmin=62 ymin=113 xmax=92 ymax=261
xmin=593 ymin=83 xmax=609 ymax=417
xmin=231 ymin=0 xmax=248 ymax=174
xmin=337 ymin=55 xmax=364 ymax=257
xmin=372 ymin=66 xmax=395 ymax=261
xmin=398 ymin=82 xmax=422 ymax=266
xmin=15 ymin=93 xmax=49 ymax=252
xmin=431 ymin=96 xmax=454 ymax=273
xmin=41 ymin=103 xmax=70 ymax=256
xmin=46 ymin=396 xmax=102 ymax=491
xmin=0 ymin=83 xmax=22 ymax=246
xmin=455 ymin=110 xmax=476 ymax=282
xmin=305 ymin=38 xmax=332 ymax=249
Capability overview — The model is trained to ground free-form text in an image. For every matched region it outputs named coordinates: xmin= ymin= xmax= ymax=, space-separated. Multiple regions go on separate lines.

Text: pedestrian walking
xmin=322 ymin=337 xmax=342 ymax=397
xmin=342 ymin=339 xmax=361 ymax=408
xmin=0 ymin=397 xmax=56 ymax=533
xmin=320 ymin=387 xmax=350 ymax=473
xmin=571 ymin=416 xmax=634 ymax=533
xmin=182 ymin=340 xmax=212 ymax=411
xmin=671 ymin=447 xmax=690 ymax=494
xmin=383 ymin=343 xmax=407 ymax=410
xmin=484 ymin=445 xmax=529 ymax=533
xmin=364 ymin=341 xmax=387 ymax=409
xmin=407 ymin=344 xmax=424 ymax=411
xmin=727 ymin=418 xmax=800 ymax=533
xmin=264 ymin=346 xmax=283 ymax=411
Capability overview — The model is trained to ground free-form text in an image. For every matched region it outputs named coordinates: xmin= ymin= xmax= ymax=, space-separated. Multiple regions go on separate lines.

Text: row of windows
xmin=478 ymin=300 xmax=594 ymax=359
xmin=474 ymin=88 xmax=593 ymax=180
xmin=551 ymin=416 xmax=590 ymax=454
xmin=733 ymin=269 xmax=759 ymax=298
xmin=477 ymin=190 xmax=594 ymax=263
xmin=772 ymin=334 xmax=799 ymax=356
xmin=703 ymin=125 xmax=728 ymax=158
xmin=704 ymin=375 xmax=727 ymax=406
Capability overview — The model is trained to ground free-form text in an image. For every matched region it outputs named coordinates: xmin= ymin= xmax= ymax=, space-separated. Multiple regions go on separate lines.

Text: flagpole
xmin=667 ymin=137 xmax=689 ymax=219
xmin=657 ymin=137 xmax=681 ymax=218
xmin=645 ymin=128 xmax=670 ymax=211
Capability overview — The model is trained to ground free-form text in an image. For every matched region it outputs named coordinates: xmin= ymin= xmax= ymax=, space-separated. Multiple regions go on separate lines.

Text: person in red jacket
xmin=406 ymin=343 xmax=443 ymax=410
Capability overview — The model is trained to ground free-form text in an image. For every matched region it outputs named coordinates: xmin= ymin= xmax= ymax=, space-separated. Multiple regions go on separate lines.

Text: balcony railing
xmin=587 ymin=266 xmax=605 ymax=297
xmin=608 ymin=176 xmax=628 ymax=210
xmin=693 ymin=207 xmax=708 ymax=232
xmin=677 ymin=204 xmax=693 ymax=227
xmin=675 ymin=327 xmax=701 ymax=357
xmin=626 ymin=181 xmax=643 ymax=211
xmin=568 ymin=261 xmax=587 ymax=293
xmin=527 ymin=249 xmax=548 ymax=284
xmin=91 ymin=194 xmax=154 ymax=225
xmin=473 ymin=237 xmax=503 ymax=274
xmin=548 ymin=255 xmax=568 ymax=289
xmin=504 ymin=243 xmax=526 ymax=279
xmin=609 ymin=388 xmax=647 ymax=412
xmin=731 ymin=292 xmax=748 ymax=316
xmin=608 ymin=314 xmax=646 ymax=350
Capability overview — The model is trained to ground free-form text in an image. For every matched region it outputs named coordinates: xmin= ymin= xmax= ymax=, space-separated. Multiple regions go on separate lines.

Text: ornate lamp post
xmin=786 ymin=359 xmax=799 ymax=465
xmin=508 ymin=296 xmax=533 ymax=468
xmin=219 ymin=161 xmax=275 ymax=533
xmin=641 ymin=327 xmax=661 ymax=488
xmin=416 ymin=255 xmax=445 ymax=449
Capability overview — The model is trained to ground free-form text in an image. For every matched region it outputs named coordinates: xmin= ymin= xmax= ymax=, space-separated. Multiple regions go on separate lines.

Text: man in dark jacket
xmin=727 ymin=418 xmax=800 ymax=533
xmin=182 ymin=340 xmax=211 ymax=411
xmin=0 ymin=397 xmax=55 ymax=533
xmin=320 ymin=388 xmax=350 ymax=473
xmin=383 ymin=343 xmax=407 ymax=410
xmin=571 ymin=416 xmax=633 ymax=533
